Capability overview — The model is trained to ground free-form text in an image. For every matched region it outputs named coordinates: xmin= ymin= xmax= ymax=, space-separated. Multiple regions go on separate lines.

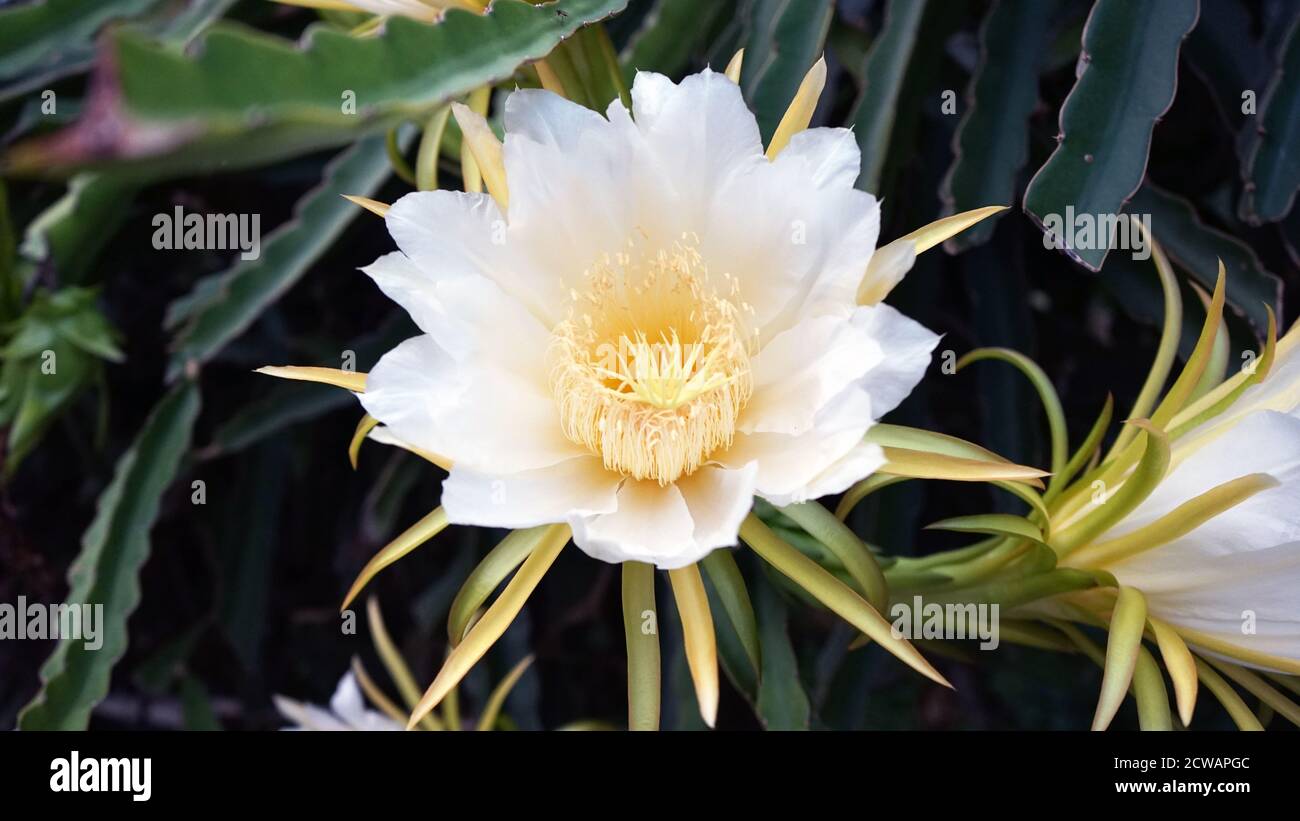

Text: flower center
xmin=549 ymin=237 xmax=755 ymax=485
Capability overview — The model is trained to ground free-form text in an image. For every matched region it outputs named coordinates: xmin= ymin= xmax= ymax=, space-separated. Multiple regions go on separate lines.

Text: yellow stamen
xmin=549 ymin=237 xmax=755 ymax=485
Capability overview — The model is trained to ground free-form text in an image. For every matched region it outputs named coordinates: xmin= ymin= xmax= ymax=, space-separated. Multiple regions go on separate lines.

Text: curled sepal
xmin=724 ymin=49 xmax=744 ymax=83
xmin=1068 ymin=473 xmax=1278 ymax=568
xmin=1195 ymin=659 xmax=1264 ymax=731
xmin=475 ymin=655 xmax=535 ymax=732
xmin=857 ymin=206 xmax=1008 ymax=305
xmin=1131 ymin=645 xmax=1173 ymax=731
xmin=835 ymin=473 xmax=908 ymax=520
xmin=341 ymin=507 xmax=448 ymax=611
xmin=1092 ymin=586 xmax=1148 ymax=731
xmin=1053 ymin=420 xmax=1170 ymax=556
xmin=900 ymin=205 xmax=1009 ymax=254
xmin=1169 ymin=305 xmax=1278 ymax=439
xmin=668 ymin=563 xmax=719 ymax=728
xmin=342 ymin=195 xmax=390 ymax=218
xmin=1208 ymin=660 xmax=1300 ymax=728
xmin=348 ymin=413 xmax=380 ymax=469
xmin=1148 ymin=617 xmax=1198 ymax=727
xmin=447 ymin=526 xmax=550 ymax=645
xmin=878 ymin=447 xmax=1047 ymax=487
xmin=700 ymin=550 xmax=761 ymax=678
xmin=956 ymin=347 xmax=1068 ymax=488
xmin=255 ymin=365 xmax=366 ymax=393
xmin=1110 ymin=232 xmax=1181 ymax=457
xmin=1058 ymin=394 xmax=1113 ymax=493
xmin=766 ymin=57 xmax=826 ymax=160
xmin=778 ymin=501 xmax=888 ymax=611
xmin=366 ymin=597 xmax=441 ymax=730
xmin=923 ymin=513 xmax=1046 ymax=546
xmin=349 ymin=656 xmax=410 ymax=727
xmin=451 ymin=102 xmax=508 ymax=209
xmin=739 ymin=514 xmax=952 ymax=690
xmin=1148 ymin=259 xmax=1227 ymax=429
xmin=622 ymin=561 xmax=660 ymax=731
xmin=408 ymin=524 xmax=569 ymax=729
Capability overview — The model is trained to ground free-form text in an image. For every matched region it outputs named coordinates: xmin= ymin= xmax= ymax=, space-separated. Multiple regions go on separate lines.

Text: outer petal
xmin=674 ymin=463 xmax=759 ymax=551
xmin=501 ymin=89 xmax=645 ymax=322
xmin=359 ymin=335 xmax=582 ymax=474
xmin=771 ymin=127 xmax=861 ymax=190
xmin=383 ymin=190 xmax=557 ymax=326
xmin=742 ymin=303 xmax=936 ymax=436
xmin=362 ymin=250 xmax=549 ymax=368
xmin=441 ymin=456 xmax=620 ymax=529
xmin=569 ymin=480 xmax=696 ymax=567
xmin=723 ymin=387 xmax=883 ymax=506
xmin=568 ymin=464 xmax=757 ymax=568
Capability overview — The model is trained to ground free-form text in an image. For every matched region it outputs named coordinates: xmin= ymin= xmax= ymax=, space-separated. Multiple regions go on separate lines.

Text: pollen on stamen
xmin=548 ymin=238 xmax=755 ymax=485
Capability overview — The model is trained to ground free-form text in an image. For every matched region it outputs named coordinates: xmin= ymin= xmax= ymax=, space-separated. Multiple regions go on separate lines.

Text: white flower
xmin=1067 ymin=322 xmax=1300 ymax=670
xmin=355 ymin=68 xmax=938 ymax=569
xmin=274 ymin=672 xmax=403 ymax=731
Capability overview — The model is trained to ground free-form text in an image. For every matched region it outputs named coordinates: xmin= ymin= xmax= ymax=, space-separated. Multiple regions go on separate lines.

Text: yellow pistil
xmin=549 ymin=237 xmax=756 ymax=485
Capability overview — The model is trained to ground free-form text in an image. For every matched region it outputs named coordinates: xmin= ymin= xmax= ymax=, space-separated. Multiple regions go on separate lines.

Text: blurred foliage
xmin=0 ymin=0 xmax=1296 ymax=731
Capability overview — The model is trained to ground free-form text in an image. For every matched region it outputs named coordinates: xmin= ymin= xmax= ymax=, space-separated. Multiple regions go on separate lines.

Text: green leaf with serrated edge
xmin=164 ymin=132 xmax=405 ymax=381
xmin=848 ymin=0 xmax=926 ymax=192
xmin=1239 ymin=15 xmax=1300 ymax=223
xmin=940 ymin=0 xmax=1055 ymax=251
xmin=620 ymin=0 xmax=733 ymax=83
xmin=1022 ymin=0 xmax=1199 ymax=271
xmin=753 ymin=573 xmax=811 ymax=730
xmin=18 ymin=380 xmax=200 ymax=729
xmin=16 ymin=174 xmax=136 ymax=288
xmin=739 ymin=0 xmax=833 ymax=145
xmin=5 ymin=0 xmax=628 ymax=180
xmin=1128 ymin=183 xmax=1282 ymax=334
xmin=0 ymin=0 xmax=161 ymax=83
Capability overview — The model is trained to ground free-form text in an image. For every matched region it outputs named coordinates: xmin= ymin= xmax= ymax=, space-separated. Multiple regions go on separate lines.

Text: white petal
xmin=743 ymin=307 xmax=882 ymax=435
xmin=674 ymin=462 xmax=759 ymax=551
xmin=501 ymin=88 xmax=644 ymax=322
xmin=743 ymin=303 xmax=936 ymax=436
xmin=632 ymin=68 xmax=765 ymax=204
xmin=360 ymin=335 xmax=582 ymax=473
xmin=570 ymin=479 xmax=698 ymax=567
xmin=723 ymin=386 xmax=880 ymax=506
xmin=383 ymin=190 xmax=558 ymax=326
xmin=771 ymin=127 xmax=861 ymax=190
xmin=442 ymin=456 xmax=620 ymax=529
xmin=851 ymin=303 xmax=941 ymax=417
xmin=273 ymin=695 xmax=352 ymax=732
xmin=362 ymin=251 xmax=549 ymax=368
xmin=568 ymin=464 xmax=758 ymax=569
